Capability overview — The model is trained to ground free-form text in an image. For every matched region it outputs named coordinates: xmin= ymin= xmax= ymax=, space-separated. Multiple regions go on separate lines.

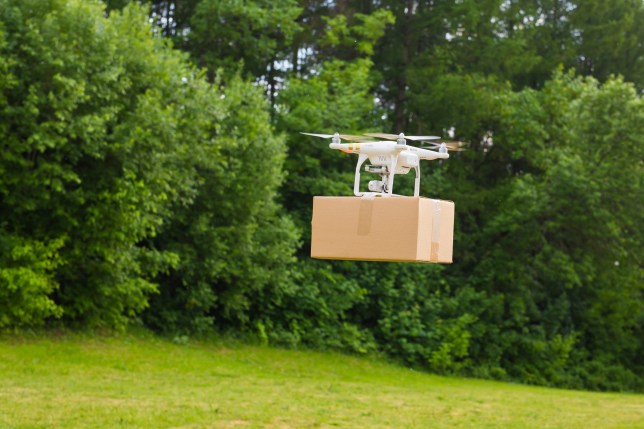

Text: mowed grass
xmin=0 ymin=333 xmax=642 ymax=429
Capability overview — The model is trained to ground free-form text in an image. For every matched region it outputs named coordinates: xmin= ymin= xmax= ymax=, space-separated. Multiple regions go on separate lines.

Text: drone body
xmin=302 ymin=132 xmax=463 ymax=197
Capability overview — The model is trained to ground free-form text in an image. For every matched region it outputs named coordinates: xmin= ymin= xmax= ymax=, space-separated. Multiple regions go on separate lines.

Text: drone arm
xmin=418 ymin=151 xmax=449 ymax=160
xmin=353 ymin=154 xmax=369 ymax=196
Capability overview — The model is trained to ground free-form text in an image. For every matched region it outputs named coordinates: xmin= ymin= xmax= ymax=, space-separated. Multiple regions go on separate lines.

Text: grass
xmin=0 ymin=332 xmax=642 ymax=428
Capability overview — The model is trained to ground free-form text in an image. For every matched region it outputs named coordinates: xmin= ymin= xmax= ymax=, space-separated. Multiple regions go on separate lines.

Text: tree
xmin=0 ymin=0 xmax=295 ymax=329
xmin=571 ymin=0 xmax=644 ymax=87
xmin=459 ymin=71 xmax=644 ymax=390
xmin=0 ymin=0 xmax=195 ymax=326
xmin=188 ymin=0 xmax=301 ymax=77
xmin=143 ymin=75 xmax=300 ymax=333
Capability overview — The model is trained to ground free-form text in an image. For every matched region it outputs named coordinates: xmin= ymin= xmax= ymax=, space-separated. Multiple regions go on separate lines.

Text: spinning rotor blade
xmin=406 ymin=135 xmax=442 ymax=141
xmin=363 ymin=133 xmax=399 ymax=140
xmin=364 ymin=132 xmax=441 ymax=141
xmin=301 ymin=132 xmax=369 ymax=142
xmin=428 ymin=141 xmax=468 ymax=151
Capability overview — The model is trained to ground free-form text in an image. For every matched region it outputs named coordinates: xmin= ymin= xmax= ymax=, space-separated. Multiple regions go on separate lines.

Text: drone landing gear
xmin=354 ymin=155 xmax=421 ymax=197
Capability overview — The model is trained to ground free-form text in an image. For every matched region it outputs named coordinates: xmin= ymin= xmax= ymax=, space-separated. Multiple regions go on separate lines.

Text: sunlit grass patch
xmin=0 ymin=333 xmax=642 ymax=428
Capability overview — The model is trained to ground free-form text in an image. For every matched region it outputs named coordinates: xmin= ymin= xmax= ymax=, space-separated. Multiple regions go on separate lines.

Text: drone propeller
xmin=301 ymin=132 xmax=370 ymax=142
xmin=427 ymin=141 xmax=468 ymax=152
xmin=364 ymin=132 xmax=442 ymax=141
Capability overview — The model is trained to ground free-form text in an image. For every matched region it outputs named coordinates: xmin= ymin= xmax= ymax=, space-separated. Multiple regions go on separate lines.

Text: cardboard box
xmin=311 ymin=196 xmax=454 ymax=263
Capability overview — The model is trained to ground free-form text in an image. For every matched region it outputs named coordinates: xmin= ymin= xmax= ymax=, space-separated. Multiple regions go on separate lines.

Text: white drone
xmin=301 ymin=132 xmax=466 ymax=197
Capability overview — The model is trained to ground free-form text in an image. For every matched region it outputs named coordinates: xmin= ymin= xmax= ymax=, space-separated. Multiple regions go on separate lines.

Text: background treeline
xmin=0 ymin=0 xmax=642 ymax=391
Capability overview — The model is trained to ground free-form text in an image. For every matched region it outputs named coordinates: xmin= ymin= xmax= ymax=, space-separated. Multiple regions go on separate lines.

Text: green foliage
xmin=144 ymin=75 xmax=300 ymax=334
xmin=356 ymin=264 xmax=484 ymax=374
xmin=455 ymin=71 xmax=644 ymax=390
xmin=0 ymin=0 xmax=212 ymax=327
xmin=0 ymin=234 xmax=64 ymax=327
xmin=1 ymin=0 xmax=296 ymax=330
xmin=256 ymin=261 xmax=377 ymax=353
xmin=571 ymin=0 xmax=644 ymax=86
xmin=188 ymin=0 xmax=302 ymax=79
xmin=321 ymin=9 xmax=394 ymax=56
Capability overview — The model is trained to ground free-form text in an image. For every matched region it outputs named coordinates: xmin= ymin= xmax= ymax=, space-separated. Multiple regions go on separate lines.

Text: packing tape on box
xmin=357 ymin=198 xmax=374 ymax=236
xmin=430 ymin=199 xmax=442 ymax=261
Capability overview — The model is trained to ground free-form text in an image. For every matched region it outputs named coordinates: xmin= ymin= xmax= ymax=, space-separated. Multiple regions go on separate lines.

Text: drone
xmin=301 ymin=132 xmax=466 ymax=197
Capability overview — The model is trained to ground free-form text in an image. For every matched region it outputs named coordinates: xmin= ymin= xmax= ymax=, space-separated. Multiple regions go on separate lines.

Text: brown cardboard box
xmin=311 ymin=196 xmax=454 ymax=263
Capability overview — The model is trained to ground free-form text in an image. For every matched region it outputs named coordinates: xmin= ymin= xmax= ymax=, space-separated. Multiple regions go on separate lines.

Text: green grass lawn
xmin=0 ymin=332 xmax=642 ymax=428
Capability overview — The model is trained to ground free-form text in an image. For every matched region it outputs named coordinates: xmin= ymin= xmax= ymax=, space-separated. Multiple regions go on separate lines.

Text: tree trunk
xmin=394 ymin=0 xmax=414 ymax=132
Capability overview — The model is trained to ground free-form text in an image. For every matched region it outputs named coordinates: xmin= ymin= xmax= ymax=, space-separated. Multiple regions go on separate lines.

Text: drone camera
xmin=368 ymin=180 xmax=386 ymax=192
